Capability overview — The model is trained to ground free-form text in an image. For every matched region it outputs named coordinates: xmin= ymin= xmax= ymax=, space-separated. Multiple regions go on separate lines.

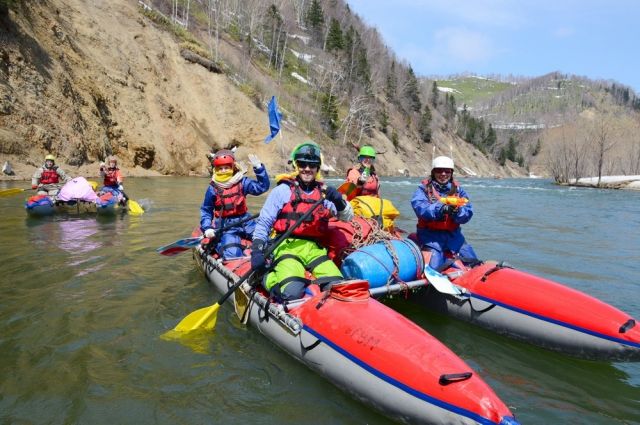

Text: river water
xmin=0 ymin=176 xmax=639 ymax=424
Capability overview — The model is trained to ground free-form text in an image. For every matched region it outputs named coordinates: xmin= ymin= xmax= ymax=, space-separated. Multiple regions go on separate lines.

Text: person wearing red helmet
xmin=200 ymin=149 xmax=270 ymax=259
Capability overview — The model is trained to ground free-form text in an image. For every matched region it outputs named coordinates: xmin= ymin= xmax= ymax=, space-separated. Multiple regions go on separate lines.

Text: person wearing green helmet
xmin=31 ymin=154 xmax=70 ymax=196
xmin=250 ymin=141 xmax=354 ymax=301
xmin=345 ymin=145 xmax=380 ymax=198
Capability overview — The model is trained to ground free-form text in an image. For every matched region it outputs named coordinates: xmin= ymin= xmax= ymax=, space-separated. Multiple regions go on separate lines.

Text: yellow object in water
xmin=350 ymin=195 xmax=400 ymax=231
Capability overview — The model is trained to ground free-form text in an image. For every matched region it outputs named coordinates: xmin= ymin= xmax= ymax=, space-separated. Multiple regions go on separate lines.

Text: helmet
xmin=107 ymin=155 xmax=118 ymax=165
xmin=432 ymin=156 xmax=454 ymax=171
xmin=212 ymin=150 xmax=235 ymax=167
xmin=291 ymin=142 xmax=321 ymax=165
xmin=45 ymin=154 xmax=56 ymax=162
xmin=358 ymin=145 xmax=376 ymax=158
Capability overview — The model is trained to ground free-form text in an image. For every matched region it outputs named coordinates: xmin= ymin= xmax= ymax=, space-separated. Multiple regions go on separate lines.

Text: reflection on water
xmin=0 ymin=177 xmax=639 ymax=425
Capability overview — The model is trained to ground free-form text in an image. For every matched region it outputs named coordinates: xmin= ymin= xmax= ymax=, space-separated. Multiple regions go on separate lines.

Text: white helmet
xmin=432 ymin=156 xmax=454 ymax=171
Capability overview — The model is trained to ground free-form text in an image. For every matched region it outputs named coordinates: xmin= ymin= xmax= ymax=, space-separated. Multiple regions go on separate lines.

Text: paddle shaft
xmin=214 ymin=196 xmax=327 ymax=307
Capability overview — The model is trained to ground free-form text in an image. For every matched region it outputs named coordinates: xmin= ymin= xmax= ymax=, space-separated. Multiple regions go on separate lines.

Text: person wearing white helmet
xmin=31 ymin=154 xmax=70 ymax=196
xmin=410 ymin=155 xmax=478 ymax=270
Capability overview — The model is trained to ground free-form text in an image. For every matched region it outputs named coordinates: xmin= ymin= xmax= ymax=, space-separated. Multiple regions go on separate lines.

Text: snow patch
xmin=291 ymin=72 xmax=310 ymax=85
xmin=437 ymin=86 xmax=461 ymax=94
xmin=290 ymin=49 xmax=314 ymax=63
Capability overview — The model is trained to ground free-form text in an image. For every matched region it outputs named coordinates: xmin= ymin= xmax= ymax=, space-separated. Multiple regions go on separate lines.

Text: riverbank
xmin=565 ymin=175 xmax=640 ymax=190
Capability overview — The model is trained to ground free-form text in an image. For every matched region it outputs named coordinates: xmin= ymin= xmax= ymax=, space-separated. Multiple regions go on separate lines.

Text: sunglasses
xmin=296 ymin=161 xmax=319 ymax=170
xmin=433 ymin=168 xmax=452 ymax=174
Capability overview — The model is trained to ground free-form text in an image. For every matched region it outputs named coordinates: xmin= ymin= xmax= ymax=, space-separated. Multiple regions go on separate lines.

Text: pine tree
xmin=391 ymin=128 xmax=399 ymax=149
xmin=305 ymin=0 xmax=324 ymax=45
xmin=419 ymin=108 xmax=432 ymax=143
xmin=430 ymin=81 xmax=439 ymax=108
xmin=379 ymin=108 xmax=389 ymax=134
xmin=484 ymin=124 xmax=497 ymax=149
xmin=320 ymin=91 xmax=339 ymax=138
xmin=385 ymin=61 xmax=397 ymax=102
xmin=404 ymin=67 xmax=421 ymax=112
xmin=506 ymin=137 xmax=518 ymax=162
xmin=326 ymin=18 xmax=344 ymax=51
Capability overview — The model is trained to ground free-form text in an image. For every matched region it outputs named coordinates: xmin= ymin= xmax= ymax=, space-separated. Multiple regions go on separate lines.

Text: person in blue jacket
xmin=200 ymin=149 xmax=270 ymax=259
xmin=411 ymin=155 xmax=478 ymax=270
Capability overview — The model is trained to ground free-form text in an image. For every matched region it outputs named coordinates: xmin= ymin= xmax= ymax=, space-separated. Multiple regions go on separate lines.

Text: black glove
xmin=325 ymin=186 xmax=347 ymax=211
xmin=441 ymin=204 xmax=457 ymax=216
xmin=251 ymin=239 xmax=266 ymax=271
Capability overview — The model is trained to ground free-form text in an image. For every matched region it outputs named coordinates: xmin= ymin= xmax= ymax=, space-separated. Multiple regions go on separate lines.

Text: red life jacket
xmin=40 ymin=167 xmax=60 ymax=184
xmin=346 ymin=166 xmax=380 ymax=197
xmin=417 ymin=179 xmax=461 ymax=232
xmin=103 ymin=168 xmax=121 ymax=187
xmin=273 ymin=179 xmax=331 ymax=237
xmin=211 ymin=181 xmax=248 ymax=218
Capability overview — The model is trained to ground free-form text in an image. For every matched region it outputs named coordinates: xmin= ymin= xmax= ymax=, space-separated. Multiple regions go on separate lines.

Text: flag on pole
xmin=264 ymin=96 xmax=282 ymax=144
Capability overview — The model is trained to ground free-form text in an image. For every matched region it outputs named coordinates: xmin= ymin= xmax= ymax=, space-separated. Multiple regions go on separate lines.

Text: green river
xmin=1 ymin=176 xmax=639 ymax=424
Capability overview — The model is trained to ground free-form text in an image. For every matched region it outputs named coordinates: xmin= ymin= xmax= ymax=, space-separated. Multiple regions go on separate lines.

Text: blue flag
xmin=264 ymin=96 xmax=282 ymax=143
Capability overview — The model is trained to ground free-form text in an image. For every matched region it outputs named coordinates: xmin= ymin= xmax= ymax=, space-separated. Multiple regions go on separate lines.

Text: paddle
xmin=157 ymin=213 xmax=260 ymax=256
xmin=0 ymin=187 xmax=31 ymax=198
xmin=117 ymin=190 xmax=144 ymax=215
xmin=424 ymin=265 xmax=464 ymax=296
xmin=337 ymin=181 xmax=358 ymax=201
xmin=169 ymin=196 xmax=327 ymax=333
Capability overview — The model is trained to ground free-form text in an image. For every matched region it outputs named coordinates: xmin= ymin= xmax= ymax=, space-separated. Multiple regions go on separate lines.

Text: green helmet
xmin=291 ymin=141 xmax=321 ymax=165
xmin=358 ymin=145 xmax=376 ymax=158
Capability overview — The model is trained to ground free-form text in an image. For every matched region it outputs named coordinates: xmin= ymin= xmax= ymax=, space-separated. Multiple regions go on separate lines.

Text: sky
xmin=347 ymin=0 xmax=640 ymax=92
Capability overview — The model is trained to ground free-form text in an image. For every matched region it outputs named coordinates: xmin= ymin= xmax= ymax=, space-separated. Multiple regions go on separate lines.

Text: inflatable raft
xmin=191 ymin=242 xmax=519 ymax=425
xmin=340 ymin=234 xmax=640 ymax=361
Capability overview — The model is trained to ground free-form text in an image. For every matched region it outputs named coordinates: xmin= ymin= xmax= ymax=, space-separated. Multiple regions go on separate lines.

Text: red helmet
xmin=212 ymin=150 xmax=235 ymax=167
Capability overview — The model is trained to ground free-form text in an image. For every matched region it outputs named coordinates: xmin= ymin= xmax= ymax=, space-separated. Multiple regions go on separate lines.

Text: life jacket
xmin=273 ymin=179 xmax=331 ymax=238
xmin=40 ymin=167 xmax=60 ymax=184
xmin=103 ymin=167 xmax=121 ymax=187
xmin=211 ymin=181 xmax=248 ymax=218
xmin=346 ymin=166 xmax=380 ymax=197
xmin=417 ymin=179 xmax=461 ymax=232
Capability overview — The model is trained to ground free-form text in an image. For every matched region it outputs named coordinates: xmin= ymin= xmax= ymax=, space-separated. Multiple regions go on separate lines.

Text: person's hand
xmin=251 ymin=239 xmax=267 ymax=271
xmin=31 ymin=185 xmax=38 ymax=190
xmin=204 ymin=228 xmax=216 ymax=239
xmin=248 ymin=154 xmax=262 ymax=169
xmin=99 ymin=162 xmax=106 ymax=168
xmin=325 ymin=186 xmax=346 ymax=211
xmin=441 ymin=204 xmax=457 ymax=216
xmin=117 ymin=184 xmax=124 ymax=191
xmin=337 ymin=202 xmax=354 ymax=222
xmin=357 ymin=175 xmax=367 ymax=184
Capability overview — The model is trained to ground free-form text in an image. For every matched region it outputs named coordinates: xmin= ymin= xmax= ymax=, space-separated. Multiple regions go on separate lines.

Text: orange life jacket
xmin=103 ymin=168 xmax=121 ymax=187
xmin=346 ymin=166 xmax=380 ymax=197
xmin=40 ymin=167 xmax=60 ymax=184
xmin=273 ymin=179 xmax=331 ymax=237
xmin=417 ymin=179 xmax=461 ymax=232
xmin=212 ymin=181 xmax=248 ymax=218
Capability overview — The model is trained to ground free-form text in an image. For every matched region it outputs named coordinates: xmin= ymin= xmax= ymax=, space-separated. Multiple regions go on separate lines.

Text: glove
xmin=357 ymin=175 xmax=367 ymax=184
xmin=248 ymin=154 xmax=262 ymax=169
xmin=99 ymin=162 xmax=106 ymax=168
xmin=204 ymin=228 xmax=216 ymax=239
xmin=441 ymin=204 xmax=457 ymax=216
xmin=31 ymin=185 xmax=38 ymax=190
xmin=117 ymin=184 xmax=124 ymax=191
xmin=325 ymin=186 xmax=346 ymax=211
xmin=337 ymin=202 xmax=354 ymax=222
xmin=251 ymin=239 xmax=267 ymax=271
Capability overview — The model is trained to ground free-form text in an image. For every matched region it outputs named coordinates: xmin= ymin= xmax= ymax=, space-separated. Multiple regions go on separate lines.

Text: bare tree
xmin=587 ymin=114 xmax=616 ymax=187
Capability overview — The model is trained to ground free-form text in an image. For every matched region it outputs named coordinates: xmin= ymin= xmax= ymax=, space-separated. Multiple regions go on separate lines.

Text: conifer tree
xmin=326 ymin=18 xmax=344 ymax=51
xmin=379 ymin=107 xmax=389 ymax=134
xmin=419 ymin=106 xmax=432 ymax=143
xmin=430 ymin=81 xmax=439 ymax=108
xmin=306 ymin=0 xmax=324 ymax=45
xmin=484 ymin=124 xmax=497 ymax=149
xmin=404 ymin=66 xmax=421 ymax=112
xmin=321 ymin=91 xmax=339 ymax=138
xmin=385 ymin=61 xmax=397 ymax=102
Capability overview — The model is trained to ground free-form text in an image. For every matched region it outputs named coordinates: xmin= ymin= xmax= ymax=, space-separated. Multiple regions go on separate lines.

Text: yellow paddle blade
xmin=127 ymin=199 xmax=144 ymax=215
xmin=173 ymin=303 xmax=220 ymax=332
xmin=88 ymin=180 xmax=99 ymax=191
xmin=0 ymin=188 xmax=26 ymax=198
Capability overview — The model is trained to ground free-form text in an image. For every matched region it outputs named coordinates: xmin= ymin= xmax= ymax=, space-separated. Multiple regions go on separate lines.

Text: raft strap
xmin=439 ymin=372 xmax=473 ymax=385
xmin=620 ymin=319 xmax=636 ymax=334
xmin=480 ymin=261 xmax=514 ymax=282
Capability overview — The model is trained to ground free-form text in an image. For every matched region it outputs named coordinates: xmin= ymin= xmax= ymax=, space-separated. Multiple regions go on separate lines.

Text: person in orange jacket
xmin=345 ymin=145 xmax=380 ymax=198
